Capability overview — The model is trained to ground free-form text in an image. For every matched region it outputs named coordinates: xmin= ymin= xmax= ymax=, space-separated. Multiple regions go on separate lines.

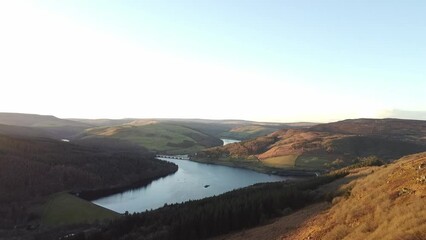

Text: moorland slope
xmin=77 ymin=121 xmax=223 ymax=154
xmin=195 ymin=119 xmax=426 ymax=173
xmin=216 ymin=152 xmax=426 ymax=240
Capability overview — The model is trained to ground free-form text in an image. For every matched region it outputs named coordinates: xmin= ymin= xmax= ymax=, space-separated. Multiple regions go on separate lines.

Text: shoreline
xmin=74 ymin=165 xmax=178 ymax=201
xmin=77 ymin=155 xmax=319 ymax=202
xmin=189 ymin=157 xmax=321 ymax=177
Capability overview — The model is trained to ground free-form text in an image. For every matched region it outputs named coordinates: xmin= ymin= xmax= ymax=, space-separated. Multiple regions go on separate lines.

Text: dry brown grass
xmin=261 ymin=155 xmax=299 ymax=168
xmin=284 ymin=152 xmax=426 ymax=240
xmin=211 ymin=203 xmax=330 ymax=240
xmin=213 ymin=152 xmax=426 ymax=240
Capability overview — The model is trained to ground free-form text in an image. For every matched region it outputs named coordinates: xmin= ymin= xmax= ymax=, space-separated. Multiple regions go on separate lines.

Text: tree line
xmin=88 ymin=173 xmax=346 ymax=240
xmin=0 ymin=134 xmax=177 ymax=228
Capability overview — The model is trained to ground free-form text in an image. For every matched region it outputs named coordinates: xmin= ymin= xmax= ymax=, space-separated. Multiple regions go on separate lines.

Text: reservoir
xmin=92 ymin=157 xmax=287 ymax=213
xmin=221 ymin=138 xmax=241 ymax=145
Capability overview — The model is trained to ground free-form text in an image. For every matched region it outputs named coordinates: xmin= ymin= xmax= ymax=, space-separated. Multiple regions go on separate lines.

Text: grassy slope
xmin=262 ymin=155 xmax=299 ymax=168
xmin=80 ymin=122 xmax=223 ymax=154
xmin=196 ymin=119 xmax=426 ymax=172
xmin=0 ymin=113 xmax=93 ymax=139
xmin=0 ymin=113 xmax=314 ymax=143
xmin=217 ymin=152 xmax=426 ymax=240
xmin=40 ymin=193 xmax=119 ymax=226
xmin=285 ymin=152 xmax=426 ymax=240
xmin=162 ymin=119 xmax=309 ymax=140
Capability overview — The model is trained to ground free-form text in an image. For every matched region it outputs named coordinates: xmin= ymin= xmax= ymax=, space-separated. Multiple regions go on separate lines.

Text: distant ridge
xmin=0 ymin=113 xmax=93 ymax=139
xmin=0 ymin=123 xmax=49 ymax=138
xmin=310 ymin=118 xmax=426 ymax=144
xmin=0 ymin=112 xmax=92 ymax=127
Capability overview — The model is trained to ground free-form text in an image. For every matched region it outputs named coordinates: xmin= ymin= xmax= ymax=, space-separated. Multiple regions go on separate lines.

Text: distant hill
xmin=77 ymin=121 xmax=224 ymax=154
xmin=68 ymin=118 xmax=136 ymax=127
xmin=311 ymin=118 xmax=426 ymax=144
xmin=0 ymin=123 xmax=49 ymax=138
xmin=195 ymin=119 xmax=426 ymax=172
xmin=163 ymin=119 xmax=314 ymax=140
xmin=72 ymin=118 xmax=315 ymax=154
xmin=0 ymin=113 xmax=93 ymax=139
xmin=0 ymin=113 xmax=91 ymax=127
xmin=0 ymin=113 xmax=314 ymax=152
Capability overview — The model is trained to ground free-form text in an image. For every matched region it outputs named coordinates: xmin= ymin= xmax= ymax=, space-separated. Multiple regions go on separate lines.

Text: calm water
xmin=221 ymin=138 xmax=241 ymax=145
xmin=92 ymin=158 xmax=287 ymax=213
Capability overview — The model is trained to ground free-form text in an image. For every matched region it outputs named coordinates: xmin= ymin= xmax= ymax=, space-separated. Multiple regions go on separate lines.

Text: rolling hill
xmin=76 ymin=121 xmax=224 ymax=154
xmin=282 ymin=152 xmax=426 ymax=240
xmin=0 ymin=113 xmax=94 ymax=139
xmin=216 ymin=152 xmax=426 ymax=240
xmin=195 ymin=119 xmax=426 ymax=173
xmin=0 ymin=113 xmax=312 ymax=155
xmin=164 ymin=119 xmax=315 ymax=140
xmin=0 ymin=123 xmax=50 ymax=138
xmin=0 ymin=113 xmax=91 ymax=127
xmin=311 ymin=118 xmax=426 ymax=144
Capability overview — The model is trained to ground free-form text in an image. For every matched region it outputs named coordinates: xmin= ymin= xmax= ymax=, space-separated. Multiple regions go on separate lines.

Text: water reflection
xmin=92 ymin=158 xmax=286 ymax=213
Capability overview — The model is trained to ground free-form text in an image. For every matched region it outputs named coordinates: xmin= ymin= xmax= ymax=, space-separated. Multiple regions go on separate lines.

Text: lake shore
xmin=75 ymin=164 xmax=178 ymax=201
xmin=90 ymin=157 xmax=288 ymax=213
xmin=190 ymin=157 xmax=320 ymax=177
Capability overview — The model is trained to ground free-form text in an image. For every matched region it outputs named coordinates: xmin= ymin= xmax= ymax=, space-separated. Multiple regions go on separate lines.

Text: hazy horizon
xmin=2 ymin=110 xmax=426 ymax=124
xmin=1 ymin=1 xmax=425 ymax=122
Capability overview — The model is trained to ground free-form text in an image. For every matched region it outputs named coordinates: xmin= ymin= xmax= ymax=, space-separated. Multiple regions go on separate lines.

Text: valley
xmin=3 ymin=1 xmax=425 ymax=239
xmin=0 ymin=113 xmax=425 ymax=240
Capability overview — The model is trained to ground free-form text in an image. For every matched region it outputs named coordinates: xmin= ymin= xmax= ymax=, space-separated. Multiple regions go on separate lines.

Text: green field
xmin=219 ymin=125 xmax=280 ymax=140
xmin=81 ymin=122 xmax=222 ymax=154
xmin=295 ymin=155 xmax=332 ymax=169
xmin=41 ymin=193 xmax=119 ymax=226
xmin=262 ymin=155 xmax=299 ymax=168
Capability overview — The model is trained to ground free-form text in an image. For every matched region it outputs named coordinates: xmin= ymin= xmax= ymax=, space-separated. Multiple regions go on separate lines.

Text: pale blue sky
xmin=0 ymin=1 xmax=425 ymax=122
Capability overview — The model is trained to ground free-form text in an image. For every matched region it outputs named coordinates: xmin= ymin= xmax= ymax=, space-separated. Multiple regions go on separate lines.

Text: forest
xmin=0 ymin=134 xmax=177 ymax=228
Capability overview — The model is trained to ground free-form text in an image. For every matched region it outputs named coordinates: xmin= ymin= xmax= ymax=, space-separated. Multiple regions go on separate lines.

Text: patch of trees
xmin=88 ymin=173 xmax=345 ymax=240
xmin=347 ymin=156 xmax=385 ymax=169
xmin=0 ymin=134 xmax=177 ymax=227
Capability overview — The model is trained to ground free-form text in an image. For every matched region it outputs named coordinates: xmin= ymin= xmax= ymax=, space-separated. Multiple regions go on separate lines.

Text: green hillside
xmin=41 ymin=192 xmax=119 ymax=226
xmin=78 ymin=121 xmax=223 ymax=154
xmin=165 ymin=119 xmax=306 ymax=140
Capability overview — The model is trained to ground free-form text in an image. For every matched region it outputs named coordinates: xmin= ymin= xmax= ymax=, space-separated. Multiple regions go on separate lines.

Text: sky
xmin=1 ymin=0 xmax=425 ymax=122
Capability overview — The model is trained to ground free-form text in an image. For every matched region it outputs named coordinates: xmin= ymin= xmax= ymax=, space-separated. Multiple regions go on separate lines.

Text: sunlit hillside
xmin=196 ymin=119 xmax=426 ymax=173
xmin=215 ymin=152 xmax=426 ymax=240
xmin=283 ymin=152 xmax=426 ymax=240
xmin=78 ymin=121 xmax=223 ymax=154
